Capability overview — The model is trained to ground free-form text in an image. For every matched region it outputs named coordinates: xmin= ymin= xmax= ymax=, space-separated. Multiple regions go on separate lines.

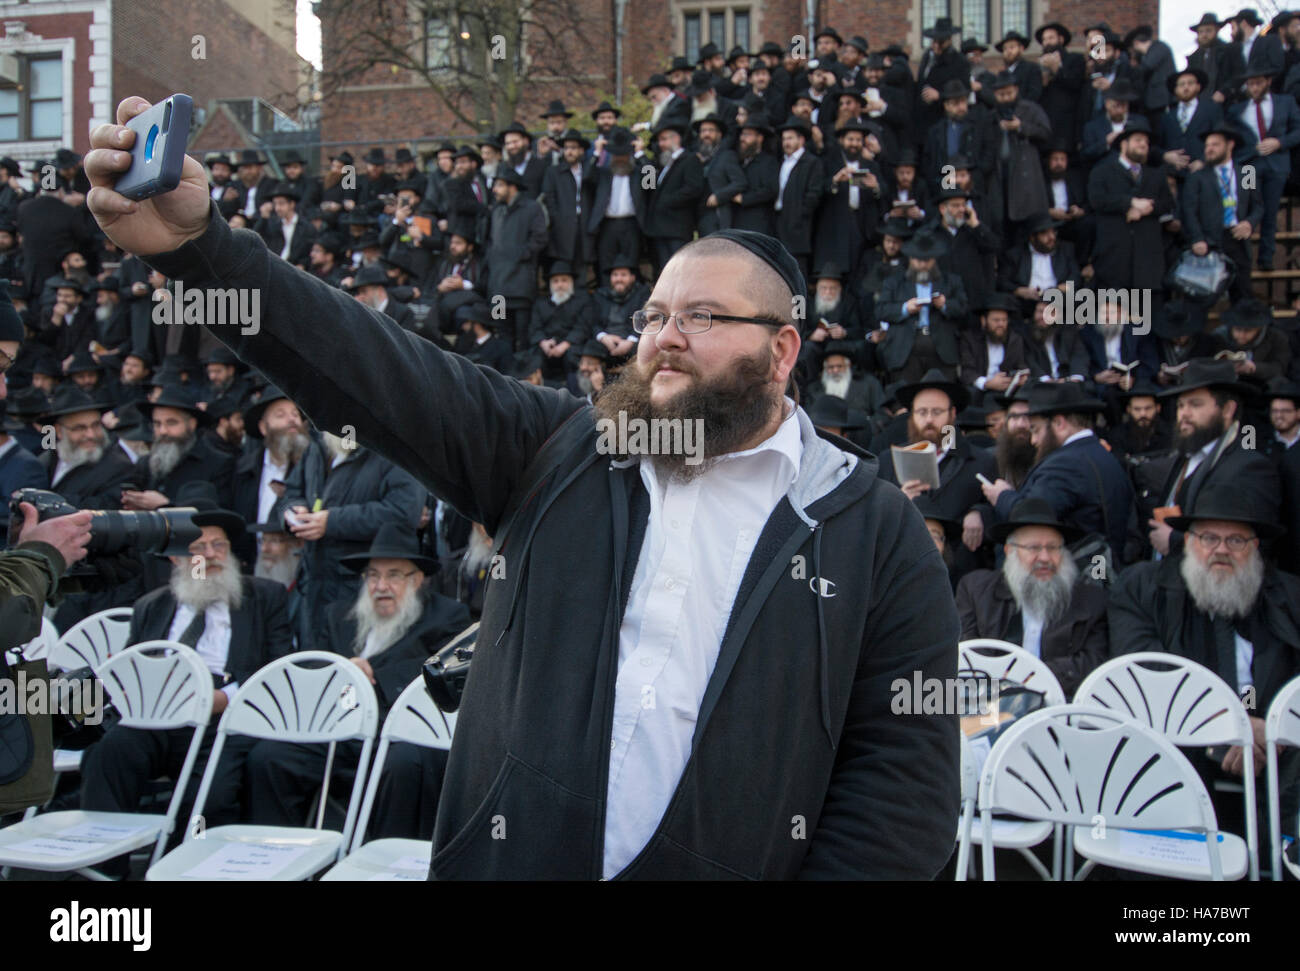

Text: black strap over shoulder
xmin=492 ymin=405 xmax=592 ymax=554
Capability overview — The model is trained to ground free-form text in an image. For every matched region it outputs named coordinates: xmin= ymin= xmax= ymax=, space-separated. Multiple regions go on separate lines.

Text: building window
xmin=962 ymin=0 xmax=990 ymax=44
xmin=1000 ymin=0 xmax=1030 ymax=38
xmin=0 ymin=54 xmax=62 ymax=142
xmin=679 ymin=6 xmax=751 ymax=58
xmin=424 ymin=15 xmax=454 ymax=72
xmin=917 ymin=0 xmax=1039 ymax=48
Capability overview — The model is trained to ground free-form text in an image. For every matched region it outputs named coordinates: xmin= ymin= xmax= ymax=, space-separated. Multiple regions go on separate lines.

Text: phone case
xmin=114 ymin=94 xmax=193 ymax=201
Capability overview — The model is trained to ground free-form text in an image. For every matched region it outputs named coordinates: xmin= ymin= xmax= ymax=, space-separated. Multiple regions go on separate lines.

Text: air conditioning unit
xmin=0 ymin=54 xmax=19 ymax=85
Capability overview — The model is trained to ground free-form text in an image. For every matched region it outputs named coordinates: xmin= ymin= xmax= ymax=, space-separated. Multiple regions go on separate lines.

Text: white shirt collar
xmin=1062 ymin=428 xmax=1094 ymax=447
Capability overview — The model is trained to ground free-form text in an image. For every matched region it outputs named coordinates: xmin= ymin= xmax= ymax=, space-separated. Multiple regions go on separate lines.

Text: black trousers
xmin=506 ymin=304 xmax=533 ymax=353
xmin=595 ymin=218 xmax=641 ymax=275
xmin=652 ymin=236 xmax=688 ymax=275
xmin=245 ymin=738 xmax=447 ymax=841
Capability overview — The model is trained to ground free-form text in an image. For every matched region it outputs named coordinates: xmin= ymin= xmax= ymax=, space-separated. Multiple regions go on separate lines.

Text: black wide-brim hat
xmin=1025 ymin=382 xmax=1105 ymax=416
xmin=346 ymin=264 xmax=391 ymax=291
xmin=901 ymin=232 xmax=949 ymax=260
xmin=1167 ymin=67 xmax=1209 ymax=95
xmin=492 ymin=167 xmax=528 ymax=190
xmin=923 ymin=17 xmax=961 ymax=39
xmin=990 ymin=497 xmax=1086 ymax=544
xmin=995 ymin=31 xmax=1030 ymax=51
xmin=1166 ymin=482 xmax=1284 ymax=539
xmin=172 ymin=481 xmax=245 ymax=541
xmin=896 ymin=367 xmax=970 ymax=411
xmin=243 ymin=384 xmax=297 ymax=436
xmin=806 ymin=395 xmax=869 ymax=431
xmin=1153 ymin=300 xmax=1205 ymax=339
xmin=340 ymin=522 xmax=438 ymax=574
xmin=1034 ymin=22 xmax=1072 ymax=45
xmin=42 ymin=385 xmax=113 ymax=420
xmin=1156 ymin=358 xmax=1255 ymax=399
xmin=912 ymin=494 xmax=962 ymax=543
xmin=143 ymin=386 xmax=215 ymax=427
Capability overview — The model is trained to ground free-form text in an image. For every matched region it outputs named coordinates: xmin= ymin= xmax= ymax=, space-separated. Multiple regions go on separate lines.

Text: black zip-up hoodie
xmin=145 ymin=202 xmax=960 ymax=879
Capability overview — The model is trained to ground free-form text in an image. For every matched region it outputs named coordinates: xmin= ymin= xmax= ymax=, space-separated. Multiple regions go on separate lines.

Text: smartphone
xmin=114 ymin=94 xmax=193 ymax=201
xmin=976 ymin=473 xmax=994 ymax=488
xmin=914 ymin=295 xmax=932 ymax=306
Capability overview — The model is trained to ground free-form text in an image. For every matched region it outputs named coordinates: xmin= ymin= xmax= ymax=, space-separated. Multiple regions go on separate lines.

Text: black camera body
xmin=422 ymin=622 xmax=479 ymax=713
xmin=8 ymin=489 xmax=202 ymax=562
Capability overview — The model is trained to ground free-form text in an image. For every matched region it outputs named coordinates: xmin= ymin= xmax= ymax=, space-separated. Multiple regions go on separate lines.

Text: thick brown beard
xmin=996 ymin=430 xmax=1037 ymax=487
xmin=594 ymin=345 xmax=782 ymax=482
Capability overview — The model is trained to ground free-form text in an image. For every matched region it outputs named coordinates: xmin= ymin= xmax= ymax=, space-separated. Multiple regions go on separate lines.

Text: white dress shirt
xmin=50 ymin=458 xmax=73 ymax=488
xmin=1029 ymin=249 xmax=1057 ymax=292
xmin=168 ymin=602 xmax=238 ymax=696
xmin=603 ymin=400 xmax=803 ymax=878
xmin=973 ymin=341 xmax=1006 ymax=390
xmin=606 ymin=173 xmax=635 ymax=217
xmin=1234 ymin=633 xmax=1254 ymax=692
xmin=776 ymin=147 xmax=805 ymax=211
xmin=279 ymin=214 xmax=298 ymax=261
xmin=1050 ymin=178 xmax=1069 ymax=210
xmin=258 ymin=451 xmax=289 ymax=525
xmin=1021 ymin=607 xmax=1045 ymax=658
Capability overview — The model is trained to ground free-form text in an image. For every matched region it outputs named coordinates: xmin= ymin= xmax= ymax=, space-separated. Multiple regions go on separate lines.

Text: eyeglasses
xmin=631 ymin=308 xmax=785 ymax=335
xmin=364 ymin=569 xmax=419 ymax=585
xmin=1007 ymin=542 xmax=1065 ymax=556
xmin=188 ymin=540 xmax=230 ymax=556
xmin=912 ymin=407 xmax=951 ymax=419
xmin=1189 ymin=531 xmax=1257 ymax=552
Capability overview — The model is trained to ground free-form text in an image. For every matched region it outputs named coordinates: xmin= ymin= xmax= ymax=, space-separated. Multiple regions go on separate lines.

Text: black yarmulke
xmin=704 ymin=228 xmax=808 ymax=309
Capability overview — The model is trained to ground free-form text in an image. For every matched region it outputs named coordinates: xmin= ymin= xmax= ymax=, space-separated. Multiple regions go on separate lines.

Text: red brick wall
xmin=4 ymin=13 xmax=95 ymax=154
xmin=112 ymin=0 xmax=306 ymax=136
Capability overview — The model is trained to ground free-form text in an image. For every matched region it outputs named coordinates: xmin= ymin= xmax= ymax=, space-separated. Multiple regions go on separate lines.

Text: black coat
xmin=878 ymin=433 xmax=996 ymax=526
xmin=930 ymin=221 xmax=1000 ymax=314
xmin=1181 ymin=161 xmax=1263 ymax=249
xmin=39 ymin=447 xmax=141 ymax=509
xmin=956 ymin=569 xmax=1109 ymax=696
xmin=1087 ymin=154 xmax=1175 ymax=291
xmin=320 ymin=592 xmax=470 ymax=718
xmin=959 ymin=330 xmax=1028 ymax=388
xmin=1189 ymin=41 xmax=1232 ymax=99
xmin=774 ymin=152 xmax=824 ymax=256
xmin=529 ymin=291 xmax=595 ymax=348
xmin=697 ymin=148 xmax=747 ymax=235
xmin=257 ymin=215 xmax=316 ymax=268
xmin=148 ymin=432 xmax=236 ymax=509
xmin=128 ymin=576 xmax=294 ymax=688
xmin=876 ymin=269 xmax=968 ymax=371
xmin=997 ymin=241 xmax=1081 ymax=299
xmin=1022 ymin=326 xmax=1090 ymax=382
xmin=460 ymin=332 xmax=515 ymax=375
xmin=923 ymin=114 xmax=996 ymax=192
xmin=644 ymin=150 xmax=704 ymax=241
xmin=541 ymin=160 xmax=594 ymax=264
xmin=485 ymin=195 xmax=548 ymax=301
xmin=732 ymin=152 xmax=779 ymax=235
xmin=1038 ymin=50 xmax=1087 ymax=147
xmin=146 ymin=200 xmax=961 ymax=880
xmin=1156 ymin=97 xmax=1224 ymax=165
xmin=592 ymin=280 xmax=650 ymax=340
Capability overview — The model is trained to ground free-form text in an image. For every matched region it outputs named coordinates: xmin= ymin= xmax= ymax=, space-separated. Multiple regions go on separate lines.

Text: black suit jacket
xmin=258 ymin=215 xmax=317 ymax=269
xmin=149 ymin=432 xmax=236 ymax=509
xmin=876 ymin=270 xmax=968 ymax=371
xmin=645 ymin=150 xmax=703 ymax=241
xmin=16 ymin=195 xmax=96 ymax=300
xmin=959 ymin=331 xmax=1028 ymax=388
xmin=878 ymin=434 xmax=996 ymax=525
xmin=1022 ymin=327 xmax=1090 ymax=382
xmin=732 ymin=152 xmax=779 ymax=235
xmin=1087 ymin=154 xmax=1174 ymax=290
xmin=1038 ymin=50 xmax=1087 ymax=147
xmin=128 ymin=576 xmax=295 ymax=688
xmin=774 ymin=152 xmax=824 ymax=256
xmin=956 ymin=570 xmax=1109 ymax=696
xmin=542 ymin=159 xmax=594 ymax=262
xmin=320 ymin=592 xmax=470 ymax=717
xmin=1182 ymin=160 xmax=1263 ymax=249
xmin=40 ymin=447 xmax=141 ymax=509
xmin=697 ymin=148 xmax=747 ymax=235
xmin=1156 ymin=97 xmax=1224 ymax=164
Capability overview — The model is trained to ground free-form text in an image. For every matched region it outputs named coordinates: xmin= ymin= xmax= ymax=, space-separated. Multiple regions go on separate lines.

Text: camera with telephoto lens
xmin=422 ymin=622 xmax=478 ymax=713
xmin=8 ymin=488 xmax=203 ymax=568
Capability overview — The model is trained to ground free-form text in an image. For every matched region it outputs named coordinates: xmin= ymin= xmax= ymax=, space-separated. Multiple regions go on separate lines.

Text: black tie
xmin=177 ymin=608 xmax=207 ymax=648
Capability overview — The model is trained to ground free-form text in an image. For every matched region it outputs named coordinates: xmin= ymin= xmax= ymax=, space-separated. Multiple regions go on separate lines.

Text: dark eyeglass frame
xmin=631 ymin=307 xmax=787 ymax=335
xmin=1188 ymin=531 xmax=1258 ymax=552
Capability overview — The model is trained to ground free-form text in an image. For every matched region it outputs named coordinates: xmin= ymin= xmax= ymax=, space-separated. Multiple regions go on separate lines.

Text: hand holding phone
xmin=112 ymin=94 xmax=193 ymax=201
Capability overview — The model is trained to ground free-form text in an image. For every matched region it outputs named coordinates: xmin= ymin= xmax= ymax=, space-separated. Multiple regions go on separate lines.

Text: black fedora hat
xmin=995 ymin=30 xmax=1030 ymax=51
xmin=144 ymin=384 xmax=214 ymax=427
xmin=1222 ymin=297 xmax=1273 ymax=332
xmin=340 ymin=522 xmax=438 ymax=574
xmin=1267 ymin=377 xmax=1300 ymax=408
xmin=243 ymin=385 xmax=299 ymax=435
xmin=727 ymin=45 xmax=753 ymax=64
xmin=454 ymin=301 xmax=495 ymax=330
xmin=451 ymin=145 xmax=483 ymax=166
xmin=1153 ymin=300 xmax=1205 ymax=339
xmin=64 ymin=348 xmax=103 ymax=375
xmin=1034 ymin=22 xmax=1072 ymax=45
xmin=807 ymin=395 xmax=868 ymax=431
xmin=606 ymin=126 xmax=637 ymax=155
xmin=961 ymin=38 xmax=988 ymax=54
xmin=880 ymin=216 xmax=914 ymax=239
xmin=939 ymin=78 xmax=971 ymax=100
xmin=923 ymin=16 xmax=961 ymax=39
xmin=845 ymin=34 xmax=869 ymax=55
xmin=362 ymin=147 xmax=389 ymax=166
xmin=1114 ymin=116 xmax=1153 ymax=145
xmin=1166 ymin=480 xmax=1283 ymax=539
xmin=913 ymin=494 xmax=961 ymax=543
xmin=205 ymin=153 xmax=233 ymax=170
xmin=1024 ymin=211 xmax=1064 ymax=235
xmin=279 ymin=148 xmax=307 ymax=166
xmin=990 ymin=497 xmax=1086 ymax=543
xmin=991 ymin=70 xmax=1021 ymax=90
xmin=641 ymin=73 xmax=673 ymax=94
xmin=692 ymin=113 xmax=728 ymax=135
xmin=1167 ymin=66 xmax=1209 ymax=95
xmin=896 ymin=368 xmax=970 ymax=411
xmin=650 ymin=116 xmax=689 ymax=139
xmin=776 ymin=114 xmax=813 ymax=138
xmin=980 ymin=292 xmax=1021 ymax=315
xmin=234 ymin=148 xmax=268 ymax=167
xmin=1025 ymin=382 xmax=1105 ymax=416
xmin=329 ymin=150 xmax=355 ymax=166
xmin=1230 ymin=8 xmax=1265 ymax=27
xmin=1104 ymin=80 xmax=1142 ymax=104
xmin=668 ymin=56 xmax=693 ymax=73
xmin=556 ymin=127 xmax=590 ymax=149
xmin=1118 ymin=377 xmax=1163 ymax=401
xmin=1202 ymin=123 xmax=1243 ymax=145
xmin=172 ymin=481 xmax=246 ymax=541
xmin=269 ymin=182 xmax=301 ymax=202
xmin=578 ymin=339 xmax=609 ymax=361
xmin=42 ymin=385 xmax=111 ymax=420
xmin=833 ymin=117 xmax=872 ymax=137
xmin=739 ymin=116 xmax=774 ymax=137
xmin=955 ymin=403 xmax=991 ymax=429
xmin=901 ymin=232 xmax=949 ymax=260
xmin=814 ymin=26 xmax=843 ymax=44
xmin=697 ymin=42 xmax=722 ymax=62
xmin=492 ymin=167 xmax=528 ymax=189
xmin=7 ymin=387 xmax=50 ymax=422
xmin=591 ymin=100 xmax=622 ymax=119
xmin=936 ymin=184 xmax=971 ymax=202
xmin=539 ymin=99 xmax=574 ymax=119
xmin=345 ymin=264 xmax=391 ymax=292
xmin=1156 ymin=358 xmax=1253 ymax=399
xmin=113 ymin=402 xmax=153 ymax=443
xmin=1190 ymin=12 xmax=1223 ymax=30
xmin=758 ymin=40 xmax=784 ymax=58
xmin=685 ymin=69 xmax=717 ymax=98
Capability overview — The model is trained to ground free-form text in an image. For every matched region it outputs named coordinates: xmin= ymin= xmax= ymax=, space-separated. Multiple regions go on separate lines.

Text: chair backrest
xmin=97 ymin=641 xmax=214 ymax=730
xmin=348 ymin=675 xmax=458 ymax=853
xmin=1074 ymin=652 xmax=1251 ymax=748
xmin=978 ymin=705 xmax=1218 ymax=835
xmin=50 ymin=607 xmax=133 ymax=672
xmin=5 ymin=615 xmax=58 ymax=666
xmin=220 ymin=650 xmax=378 ymax=743
xmin=1265 ymin=673 xmax=1300 ymax=748
xmin=958 ymin=639 xmax=1067 ymax=706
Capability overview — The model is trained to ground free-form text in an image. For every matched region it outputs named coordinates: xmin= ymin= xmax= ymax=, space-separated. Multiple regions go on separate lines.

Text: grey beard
xmin=821 ymin=371 xmax=852 ymax=398
xmin=254 ymin=552 xmax=300 ymax=588
xmin=321 ymin=431 xmax=356 ymax=463
xmin=95 ymin=304 xmax=113 ymax=323
xmin=696 ymin=141 xmax=718 ymax=162
xmin=576 ymin=373 xmax=595 ymax=395
xmin=460 ymin=527 xmax=495 ymax=580
xmin=942 ymin=212 xmax=966 ymax=229
xmin=907 ymin=267 xmax=933 ymax=284
xmin=349 ymin=583 xmax=424 ymax=657
xmin=1180 ymin=548 xmax=1264 ymax=620
xmin=658 ymin=150 xmax=674 ymax=168
xmin=148 ymin=434 xmax=194 ymax=481
xmin=550 ymin=288 xmax=573 ymax=305
xmin=56 ymin=435 xmax=104 ymax=471
xmin=266 ymin=427 xmax=309 ymax=466
xmin=170 ymin=560 xmax=243 ymax=611
xmin=813 ymin=296 xmax=838 ymax=317
xmin=1003 ymin=551 xmax=1078 ymax=627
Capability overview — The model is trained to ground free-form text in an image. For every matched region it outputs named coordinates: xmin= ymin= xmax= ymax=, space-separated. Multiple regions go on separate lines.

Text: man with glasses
xmin=86 ymin=100 xmax=959 ymax=881
xmin=956 ymin=497 xmax=1109 ymax=696
xmin=79 ymin=481 xmax=293 ymax=875
xmin=1109 ymin=482 xmax=1300 ymax=860
xmin=244 ymin=524 xmax=470 ymax=839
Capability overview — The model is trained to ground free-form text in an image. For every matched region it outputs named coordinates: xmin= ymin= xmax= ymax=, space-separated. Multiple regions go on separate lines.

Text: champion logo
xmin=809 ymin=576 xmax=837 ymax=598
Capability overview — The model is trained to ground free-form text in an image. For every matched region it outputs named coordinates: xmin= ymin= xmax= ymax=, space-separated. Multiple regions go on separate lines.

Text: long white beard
xmin=148 ymin=434 xmax=194 ymax=481
xmin=170 ymin=560 xmax=243 ymax=611
xmin=56 ymin=434 xmax=104 ymax=471
xmin=1003 ymin=552 xmax=1078 ymax=627
xmin=550 ymin=288 xmax=573 ymax=305
xmin=460 ymin=527 xmax=494 ymax=580
xmin=813 ymin=295 xmax=838 ymax=317
xmin=1180 ymin=549 xmax=1264 ymax=620
xmin=349 ymin=583 xmax=424 ymax=658
xmin=266 ymin=427 xmax=309 ymax=466
xmin=821 ymin=371 xmax=852 ymax=398
xmin=321 ymin=431 xmax=354 ymax=463
xmin=95 ymin=304 xmax=113 ymax=323
xmin=254 ymin=551 xmax=300 ymax=588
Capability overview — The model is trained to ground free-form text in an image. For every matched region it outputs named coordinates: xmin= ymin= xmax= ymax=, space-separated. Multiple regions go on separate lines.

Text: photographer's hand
xmin=16 ymin=503 xmax=93 ymax=566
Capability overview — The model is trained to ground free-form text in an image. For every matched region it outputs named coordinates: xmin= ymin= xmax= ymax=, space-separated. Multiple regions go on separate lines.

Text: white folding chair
xmin=0 ymin=641 xmax=212 ymax=879
xmin=954 ymin=731 xmax=978 ymax=881
xmin=322 ymin=675 xmax=457 ymax=881
xmin=146 ymin=651 xmax=379 ymax=882
xmin=1074 ymin=652 xmax=1259 ymax=880
xmin=980 ymin=705 xmax=1244 ymax=881
xmin=5 ymin=615 xmax=58 ymax=665
xmin=1266 ymin=674 xmax=1300 ymax=881
xmin=958 ymin=639 xmax=1067 ymax=705
xmin=958 ymin=639 xmax=1066 ymax=878
xmin=50 ymin=607 xmax=133 ymax=672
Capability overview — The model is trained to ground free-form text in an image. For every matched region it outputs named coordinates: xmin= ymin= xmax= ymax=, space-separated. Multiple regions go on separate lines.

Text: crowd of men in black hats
xmin=4 ymin=9 xmax=1300 ymax=870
